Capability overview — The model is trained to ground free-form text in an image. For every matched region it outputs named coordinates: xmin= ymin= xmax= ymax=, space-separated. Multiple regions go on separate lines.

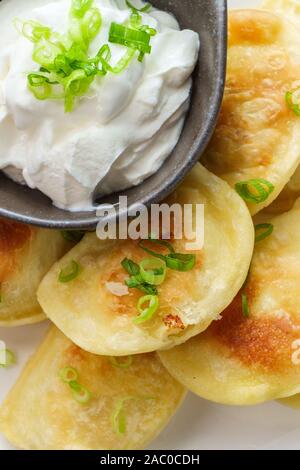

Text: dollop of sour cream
xmin=0 ymin=0 xmax=199 ymax=211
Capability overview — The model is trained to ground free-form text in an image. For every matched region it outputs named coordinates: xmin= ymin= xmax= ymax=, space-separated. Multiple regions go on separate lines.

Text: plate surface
xmin=2 ymin=0 xmax=300 ymax=451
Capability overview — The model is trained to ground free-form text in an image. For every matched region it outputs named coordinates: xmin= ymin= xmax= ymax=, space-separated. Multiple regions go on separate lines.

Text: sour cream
xmin=0 ymin=0 xmax=199 ymax=211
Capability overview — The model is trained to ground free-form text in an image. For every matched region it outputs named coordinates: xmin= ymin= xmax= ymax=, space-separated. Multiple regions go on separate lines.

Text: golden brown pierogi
xmin=0 ymin=327 xmax=186 ymax=450
xmin=159 ymin=199 xmax=300 ymax=405
xmin=202 ymin=9 xmax=300 ymax=215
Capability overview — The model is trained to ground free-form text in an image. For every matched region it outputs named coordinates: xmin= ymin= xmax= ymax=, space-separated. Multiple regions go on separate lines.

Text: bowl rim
xmin=0 ymin=0 xmax=228 ymax=230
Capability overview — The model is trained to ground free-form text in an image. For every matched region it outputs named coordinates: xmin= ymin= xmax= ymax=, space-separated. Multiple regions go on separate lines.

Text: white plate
xmin=2 ymin=0 xmax=300 ymax=451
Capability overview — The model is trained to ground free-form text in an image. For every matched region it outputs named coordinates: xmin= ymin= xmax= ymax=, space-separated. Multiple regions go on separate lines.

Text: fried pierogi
xmin=37 ymin=164 xmax=254 ymax=356
xmin=0 ymin=327 xmax=185 ymax=450
xmin=159 ymin=199 xmax=300 ymax=405
xmin=202 ymin=9 xmax=300 ymax=215
xmin=0 ymin=219 xmax=72 ymax=326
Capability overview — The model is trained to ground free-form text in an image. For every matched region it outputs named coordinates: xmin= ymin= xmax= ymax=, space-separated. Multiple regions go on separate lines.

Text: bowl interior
xmin=0 ymin=0 xmax=227 ymax=229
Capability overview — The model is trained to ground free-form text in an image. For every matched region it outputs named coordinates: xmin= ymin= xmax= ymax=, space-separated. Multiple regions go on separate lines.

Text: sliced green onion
xmin=18 ymin=0 xmax=152 ymax=111
xmin=111 ymin=395 xmax=155 ymax=435
xmin=165 ymin=253 xmax=196 ymax=272
xmin=254 ymin=223 xmax=274 ymax=243
xmin=81 ymin=7 xmax=102 ymax=43
xmin=122 ymin=257 xmax=158 ymax=294
xmin=109 ymin=22 xmax=151 ymax=54
xmin=235 ymin=179 xmax=275 ymax=204
xmin=27 ymin=73 xmax=58 ymax=86
xmin=126 ymin=1 xmax=152 ymax=13
xmin=28 ymin=82 xmax=51 ymax=100
xmin=286 ymin=88 xmax=300 ymax=116
xmin=242 ymin=293 xmax=250 ymax=318
xmin=111 ymin=401 xmax=126 ymax=435
xmin=138 ymin=284 xmax=158 ymax=295
xmin=53 ymin=54 xmax=72 ymax=76
xmin=125 ymin=275 xmax=142 ymax=288
xmin=66 ymin=42 xmax=88 ymax=62
xmin=138 ymin=239 xmax=195 ymax=272
xmin=139 ymin=258 xmax=166 ymax=285
xmin=111 ymin=397 xmax=133 ymax=435
xmin=69 ymin=380 xmax=92 ymax=404
xmin=58 ymin=260 xmax=81 ymax=283
xmin=109 ymin=48 xmax=135 ymax=74
xmin=0 ymin=349 xmax=16 ymax=368
xmin=121 ymin=258 xmax=140 ymax=276
xmin=63 ymin=69 xmax=93 ymax=112
xmin=133 ymin=294 xmax=159 ymax=324
xmin=140 ymin=25 xmax=156 ymax=36
xmin=71 ymin=58 xmax=98 ymax=77
xmin=109 ymin=356 xmax=133 ymax=369
xmin=14 ymin=19 xmax=51 ymax=43
xmin=125 ymin=276 xmax=158 ymax=295
xmin=129 ymin=10 xmax=143 ymax=30
xmin=32 ymin=40 xmax=63 ymax=68
xmin=71 ymin=0 xmax=93 ymax=18
xmin=18 ymin=0 xmax=154 ymax=112
xmin=64 ymin=68 xmax=90 ymax=94
xmin=59 ymin=366 xmax=79 ymax=383
xmin=61 ymin=230 xmax=85 ymax=243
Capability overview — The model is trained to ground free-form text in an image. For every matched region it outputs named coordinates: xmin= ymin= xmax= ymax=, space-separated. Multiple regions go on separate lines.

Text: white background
xmin=1 ymin=0 xmax=300 ymax=451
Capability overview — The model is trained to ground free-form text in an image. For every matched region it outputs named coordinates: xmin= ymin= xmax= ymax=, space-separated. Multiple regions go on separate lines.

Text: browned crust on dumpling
xmin=0 ymin=219 xmax=33 ymax=282
xmin=208 ymin=290 xmax=300 ymax=372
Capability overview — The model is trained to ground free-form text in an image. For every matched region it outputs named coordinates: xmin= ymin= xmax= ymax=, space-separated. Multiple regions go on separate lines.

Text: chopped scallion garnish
xmin=286 ymin=88 xmax=300 ymax=116
xmin=109 ymin=22 xmax=151 ymax=55
xmin=122 ymin=257 xmax=158 ymax=294
xmin=58 ymin=260 xmax=81 ymax=283
xmin=59 ymin=366 xmax=91 ymax=404
xmin=71 ymin=0 xmax=93 ymax=18
xmin=125 ymin=276 xmax=158 ymax=295
xmin=133 ymin=294 xmax=159 ymax=324
xmin=126 ymin=1 xmax=152 ymax=13
xmin=59 ymin=366 xmax=79 ymax=383
xmin=139 ymin=258 xmax=166 ymax=285
xmin=164 ymin=253 xmax=196 ymax=272
xmin=16 ymin=0 xmax=156 ymax=111
xmin=254 ymin=223 xmax=274 ymax=243
xmin=235 ymin=179 xmax=274 ymax=204
xmin=69 ymin=380 xmax=92 ymax=404
xmin=139 ymin=239 xmax=195 ymax=272
xmin=121 ymin=258 xmax=140 ymax=276
xmin=111 ymin=398 xmax=132 ymax=435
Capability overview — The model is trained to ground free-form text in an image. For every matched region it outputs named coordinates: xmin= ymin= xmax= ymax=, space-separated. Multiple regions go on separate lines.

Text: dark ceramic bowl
xmin=0 ymin=0 xmax=227 ymax=229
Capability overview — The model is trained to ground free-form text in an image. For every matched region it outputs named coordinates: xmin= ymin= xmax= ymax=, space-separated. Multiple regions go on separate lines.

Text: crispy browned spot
xmin=209 ymin=292 xmax=300 ymax=372
xmin=0 ymin=219 xmax=32 ymax=282
xmin=163 ymin=314 xmax=185 ymax=331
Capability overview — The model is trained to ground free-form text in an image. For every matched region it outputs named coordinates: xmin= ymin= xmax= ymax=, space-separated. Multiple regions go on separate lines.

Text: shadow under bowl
xmin=0 ymin=0 xmax=227 ymax=229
